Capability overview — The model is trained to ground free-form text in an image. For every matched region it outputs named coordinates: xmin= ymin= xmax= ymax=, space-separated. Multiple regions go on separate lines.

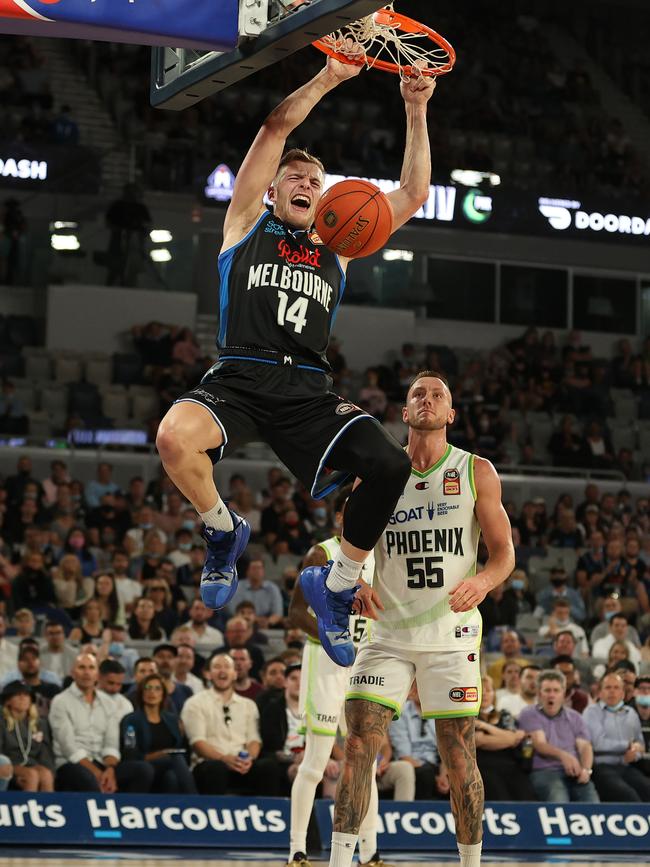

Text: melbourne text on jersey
xmin=245 ymin=237 xmax=334 ymax=311
xmin=386 ymin=527 xmax=465 ymax=557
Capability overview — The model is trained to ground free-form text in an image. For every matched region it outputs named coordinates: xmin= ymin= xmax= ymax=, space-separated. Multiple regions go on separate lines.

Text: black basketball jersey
xmin=217 ymin=210 xmax=345 ymax=369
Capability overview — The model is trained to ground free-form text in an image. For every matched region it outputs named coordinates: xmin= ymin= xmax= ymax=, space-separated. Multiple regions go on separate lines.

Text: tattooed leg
xmin=333 ymin=699 xmax=393 ymax=834
xmin=435 ymin=717 xmax=484 ymax=845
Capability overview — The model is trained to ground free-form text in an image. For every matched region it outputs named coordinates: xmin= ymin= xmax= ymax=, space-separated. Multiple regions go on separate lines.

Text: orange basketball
xmin=314 ymin=179 xmax=393 ymax=258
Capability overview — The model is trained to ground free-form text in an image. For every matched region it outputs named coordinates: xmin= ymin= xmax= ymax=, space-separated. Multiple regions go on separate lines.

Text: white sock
xmin=329 ymin=832 xmax=358 ymax=867
xmin=358 ymin=775 xmax=379 ymax=862
xmin=458 ymin=841 xmax=482 ymax=867
xmin=289 ymin=833 xmax=307 ymax=860
xmin=326 ymin=551 xmax=364 ymax=592
xmin=200 ymin=495 xmax=234 ymax=532
xmin=290 ymin=734 xmax=334 ymax=859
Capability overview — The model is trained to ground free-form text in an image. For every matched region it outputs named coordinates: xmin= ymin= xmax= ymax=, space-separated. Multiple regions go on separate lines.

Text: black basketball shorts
xmin=174 ymin=358 xmax=379 ymax=498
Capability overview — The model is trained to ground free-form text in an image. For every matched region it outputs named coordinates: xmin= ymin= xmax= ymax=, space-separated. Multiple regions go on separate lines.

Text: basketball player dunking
xmin=156 ymin=47 xmax=436 ymax=664
xmin=324 ymin=372 xmax=515 ymax=867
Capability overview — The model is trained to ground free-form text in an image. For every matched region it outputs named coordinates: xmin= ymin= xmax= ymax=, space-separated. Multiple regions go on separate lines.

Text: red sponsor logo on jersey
xmin=277 ymin=239 xmax=321 ymax=268
xmin=443 ymin=468 xmax=461 ymax=496
xmin=308 ymin=229 xmax=324 ymax=245
xmin=449 ymin=687 xmax=478 ymax=703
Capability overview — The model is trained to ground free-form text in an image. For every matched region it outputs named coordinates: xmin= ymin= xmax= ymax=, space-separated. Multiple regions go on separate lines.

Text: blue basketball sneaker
xmin=300 ymin=561 xmax=357 ymax=667
xmin=200 ymin=511 xmax=250 ymax=610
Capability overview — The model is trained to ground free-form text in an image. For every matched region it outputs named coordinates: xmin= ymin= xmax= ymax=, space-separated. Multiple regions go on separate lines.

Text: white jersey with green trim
xmin=312 ymin=535 xmax=374 ymax=646
xmin=368 ymin=444 xmax=482 ymax=652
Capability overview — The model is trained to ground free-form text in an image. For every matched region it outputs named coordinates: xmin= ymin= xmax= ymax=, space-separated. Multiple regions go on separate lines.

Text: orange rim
xmin=313 ymin=7 xmax=456 ymax=77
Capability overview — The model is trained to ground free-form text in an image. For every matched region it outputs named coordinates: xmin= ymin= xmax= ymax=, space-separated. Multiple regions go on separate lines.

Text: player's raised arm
xmin=223 ymin=52 xmax=363 ymax=246
xmin=385 ymin=75 xmax=436 ymax=233
xmin=448 ymin=457 xmax=515 ymax=613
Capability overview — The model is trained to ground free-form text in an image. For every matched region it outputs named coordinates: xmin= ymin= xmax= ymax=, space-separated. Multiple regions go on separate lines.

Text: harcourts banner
xmin=316 ymin=801 xmax=650 ymax=852
xmin=0 ymin=0 xmax=239 ymax=50
xmin=2 ymin=794 xmax=650 ymax=850
xmin=0 ymin=793 xmax=289 ymax=847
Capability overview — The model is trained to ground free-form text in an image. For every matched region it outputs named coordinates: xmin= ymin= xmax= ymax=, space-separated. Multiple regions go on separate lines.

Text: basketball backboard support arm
xmin=150 ymin=0 xmax=386 ymax=111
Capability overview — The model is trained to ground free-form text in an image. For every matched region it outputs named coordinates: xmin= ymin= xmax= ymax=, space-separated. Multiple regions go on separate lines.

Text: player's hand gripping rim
xmin=351 ymin=576 xmax=384 ymax=620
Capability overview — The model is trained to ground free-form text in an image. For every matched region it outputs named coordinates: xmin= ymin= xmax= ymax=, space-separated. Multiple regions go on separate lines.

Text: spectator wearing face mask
xmin=584 ymin=673 xmax=650 ymax=802
xmin=590 ymin=595 xmax=641 ymax=647
xmin=168 ymin=528 xmax=194 ymax=568
xmin=99 ymin=624 xmax=139 ymax=681
xmin=535 ymin=568 xmax=586 ymax=623
xmin=305 ymin=502 xmax=332 ymax=544
xmin=61 ymin=528 xmax=97 ymax=578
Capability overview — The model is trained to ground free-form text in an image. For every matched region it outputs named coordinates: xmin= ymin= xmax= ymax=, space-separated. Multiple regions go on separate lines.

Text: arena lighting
xmin=206 ymin=163 xmax=458 ymax=222
xmin=382 ymin=249 xmax=414 ymax=261
xmin=451 ymin=169 xmax=501 ymax=188
xmin=150 ymin=229 xmax=173 ymax=243
xmin=51 ymin=234 xmax=80 ymax=251
xmin=52 ymin=221 xmax=78 ymax=230
xmin=150 ymin=248 xmax=172 ymax=262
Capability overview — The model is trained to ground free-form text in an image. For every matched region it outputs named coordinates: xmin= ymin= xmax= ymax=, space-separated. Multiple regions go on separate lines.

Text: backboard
xmin=150 ymin=0 xmax=386 ymax=111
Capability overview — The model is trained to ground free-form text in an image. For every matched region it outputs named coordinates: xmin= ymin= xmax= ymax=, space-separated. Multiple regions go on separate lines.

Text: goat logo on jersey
xmin=443 ymin=467 xmax=461 ymax=495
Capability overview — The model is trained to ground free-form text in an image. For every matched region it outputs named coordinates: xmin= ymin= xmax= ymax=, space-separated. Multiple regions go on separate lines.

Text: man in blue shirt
xmin=584 ymin=672 xmax=650 ymax=802
xmin=85 ymin=462 xmax=120 ymax=509
xmin=535 ymin=568 xmax=586 ymax=623
xmin=228 ymin=558 xmax=284 ymax=628
xmin=388 ymin=684 xmax=450 ymax=800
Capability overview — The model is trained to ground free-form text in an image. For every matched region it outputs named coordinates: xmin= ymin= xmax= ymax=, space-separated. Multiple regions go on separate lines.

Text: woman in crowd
xmin=474 ymin=675 xmax=537 ymax=801
xmin=132 ymin=531 xmax=168 ymax=582
xmin=68 ymin=598 xmax=107 ymax=644
xmin=51 ymin=553 xmax=94 ymax=614
xmin=0 ymin=683 xmax=54 ymax=791
xmin=128 ymin=597 xmax=166 ymax=641
xmin=94 ymin=573 xmax=124 ymax=626
xmin=120 ymin=673 xmax=196 ymax=794
xmin=143 ymin=580 xmax=178 ymax=636
xmin=61 ymin=527 xmax=97 ymax=577
xmin=593 ymin=639 xmax=638 ymax=680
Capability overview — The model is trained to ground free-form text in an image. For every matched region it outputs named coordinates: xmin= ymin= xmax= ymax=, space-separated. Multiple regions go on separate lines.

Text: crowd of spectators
xmin=54 ymin=0 xmax=650 ymax=199
xmin=0 ymin=433 xmax=648 ymax=802
xmin=0 ymin=38 xmax=79 ymax=148
xmin=10 ymin=320 xmax=639 ymax=476
xmin=335 ymin=328 xmax=650 ymax=479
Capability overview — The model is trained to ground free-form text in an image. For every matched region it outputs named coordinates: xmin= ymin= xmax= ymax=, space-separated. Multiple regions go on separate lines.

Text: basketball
xmin=314 ymin=179 xmax=393 ymax=258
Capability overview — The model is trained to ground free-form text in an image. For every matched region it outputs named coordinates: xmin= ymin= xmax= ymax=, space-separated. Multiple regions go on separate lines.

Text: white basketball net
xmin=318 ymin=3 xmax=451 ymax=79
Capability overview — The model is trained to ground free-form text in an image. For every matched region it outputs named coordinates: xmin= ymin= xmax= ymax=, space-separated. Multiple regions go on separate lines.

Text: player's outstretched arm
xmin=448 ymin=457 xmax=515 ymax=613
xmin=223 ymin=51 xmax=362 ymax=246
xmin=385 ymin=74 xmax=436 ymax=232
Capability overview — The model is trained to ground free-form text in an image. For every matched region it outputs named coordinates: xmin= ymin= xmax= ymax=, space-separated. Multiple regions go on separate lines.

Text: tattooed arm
xmin=435 ymin=717 xmax=484 ymax=845
xmin=333 ymin=699 xmax=394 ymax=834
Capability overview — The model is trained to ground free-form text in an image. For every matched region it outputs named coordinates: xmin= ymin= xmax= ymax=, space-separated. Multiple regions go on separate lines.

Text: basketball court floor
xmin=0 ymin=851 xmax=640 ymax=867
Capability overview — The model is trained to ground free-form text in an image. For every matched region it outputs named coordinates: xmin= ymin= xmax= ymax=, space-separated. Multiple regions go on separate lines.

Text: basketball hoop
xmin=313 ymin=3 xmax=455 ymax=80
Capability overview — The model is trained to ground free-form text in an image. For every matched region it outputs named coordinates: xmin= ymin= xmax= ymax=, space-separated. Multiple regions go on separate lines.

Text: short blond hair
xmin=275 ymin=148 xmax=324 ymax=181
